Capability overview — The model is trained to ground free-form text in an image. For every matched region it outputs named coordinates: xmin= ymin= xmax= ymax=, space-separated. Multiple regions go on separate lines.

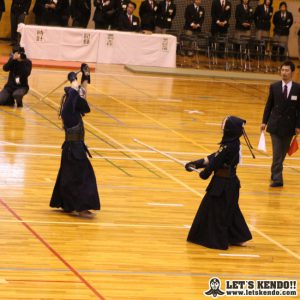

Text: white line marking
xmin=31 ymin=68 xmax=271 ymax=85
xmin=1 ymin=151 xmax=300 ymax=169
xmin=147 ymin=202 xmax=184 ymax=207
xmin=206 ymin=122 xmax=221 ymax=126
xmin=0 ymin=278 xmax=7 ymax=284
xmin=249 ymin=225 xmax=300 ymax=261
xmin=0 ymin=141 xmax=279 ymax=160
xmin=157 ymin=98 xmax=182 ymax=102
xmin=219 ymin=254 xmax=260 ymax=258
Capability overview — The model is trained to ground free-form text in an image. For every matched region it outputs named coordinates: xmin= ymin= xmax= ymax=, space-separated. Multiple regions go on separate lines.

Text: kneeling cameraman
xmin=0 ymin=46 xmax=32 ymax=107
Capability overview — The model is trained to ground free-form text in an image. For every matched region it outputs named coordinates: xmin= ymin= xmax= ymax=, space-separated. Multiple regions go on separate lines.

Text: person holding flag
xmin=261 ymin=61 xmax=300 ymax=187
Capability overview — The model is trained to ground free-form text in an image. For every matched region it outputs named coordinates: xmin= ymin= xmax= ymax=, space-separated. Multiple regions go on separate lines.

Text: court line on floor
xmin=248 ymin=225 xmax=300 ymax=261
xmin=30 ymin=87 xmax=162 ymax=179
xmin=5 ymin=141 xmax=300 ymax=162
xmin=11 ymin=78 xmax=300 ymax=262
xmin=0 ymin=266 xmax=297 ymax=280
xmin=0 ymin=197 xmax=106 ymax=300
xmin=8 ymin=279 xmax=81 ymax=284
xmin=31 ymin=68 xmax=271 ymax=85
xmin=29 ymin=89 xmax=143 ymax=178
xmin=0 ymin=219 xmax=191 ymax=229
xmin=219 ymin=254 xmax=260 ymax=258
xmin=1 ymin=151 xmax=300 ymax=169
xmin=89 ymin=103 xmax=126 ymax=125
xmin=147 ymin=202 xmax=184 ymax=207
xmin=89 ymin=84 xmax=210 ymax=152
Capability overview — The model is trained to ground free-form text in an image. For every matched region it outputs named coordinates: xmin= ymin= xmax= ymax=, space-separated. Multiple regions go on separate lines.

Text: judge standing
xmin=155 ymin=0 xmax=176 ymax=34
xmin=261 ymin=61 xmax=300 ymax=187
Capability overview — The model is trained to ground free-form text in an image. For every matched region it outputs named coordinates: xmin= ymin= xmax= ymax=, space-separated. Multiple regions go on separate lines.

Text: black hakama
xmin=50 ymin=141 xmax=100 ymax=212
xmin=50 ymin=86 xmax=100 ymax=213
xmin=187 ymin=175 xmax=252 ymax=250
xmin=185 ymin=116 xmax=252 ymax=250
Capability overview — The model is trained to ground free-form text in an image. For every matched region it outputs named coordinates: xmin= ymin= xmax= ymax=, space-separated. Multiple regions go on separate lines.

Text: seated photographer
xmin=0 ymin=47 xmax=32 ymax=108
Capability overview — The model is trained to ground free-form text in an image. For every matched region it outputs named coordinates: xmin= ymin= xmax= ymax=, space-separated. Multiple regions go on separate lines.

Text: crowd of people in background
xmin=0 ymin=1 xmax=295 ymax=47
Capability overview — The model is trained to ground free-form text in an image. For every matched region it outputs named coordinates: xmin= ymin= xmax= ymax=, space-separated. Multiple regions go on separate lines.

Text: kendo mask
xmin=221 ymin=116 xmax=255 ymax=158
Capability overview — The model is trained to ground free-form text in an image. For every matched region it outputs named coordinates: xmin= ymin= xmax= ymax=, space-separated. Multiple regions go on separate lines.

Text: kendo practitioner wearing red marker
xmin=50 ymin=64 xmax=100 ymax=218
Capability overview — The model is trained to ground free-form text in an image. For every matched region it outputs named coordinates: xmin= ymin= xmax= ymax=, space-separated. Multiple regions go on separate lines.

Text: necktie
xmin=221 ymin=0 xmax=225 ymax=9
xmin=283 ymin=85 xmax=288 ymax=100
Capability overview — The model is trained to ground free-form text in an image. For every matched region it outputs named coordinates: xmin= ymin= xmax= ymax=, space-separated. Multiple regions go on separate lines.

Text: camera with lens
xmin=12 ymin=46 xmax=27 ymax=60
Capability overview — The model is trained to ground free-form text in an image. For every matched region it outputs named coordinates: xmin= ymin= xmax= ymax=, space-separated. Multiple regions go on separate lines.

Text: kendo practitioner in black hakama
xmin=185 ymin=116 xmax=252 ymax=250
xmin=50 ymin=64 xmax=100 ymax=218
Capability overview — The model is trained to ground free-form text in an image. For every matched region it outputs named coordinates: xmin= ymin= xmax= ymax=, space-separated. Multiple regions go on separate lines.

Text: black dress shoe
xmin=270 ymin=182 xmax=283 ymax=187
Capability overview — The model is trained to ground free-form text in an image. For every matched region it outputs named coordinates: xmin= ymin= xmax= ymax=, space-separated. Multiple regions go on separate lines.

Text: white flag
xmin=258 ymin=131 xmax=267 ymax=152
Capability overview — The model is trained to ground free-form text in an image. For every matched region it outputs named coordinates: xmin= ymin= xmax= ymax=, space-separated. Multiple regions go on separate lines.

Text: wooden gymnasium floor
xmin=0 ymin=44 xmax=299 ymax=299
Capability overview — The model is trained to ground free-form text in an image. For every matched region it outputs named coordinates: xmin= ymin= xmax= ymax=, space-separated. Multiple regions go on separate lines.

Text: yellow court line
xmin=30 ymin=87 xmax=300 ymax=262
xmin=89 ymin=84 xmax=210 ymax=152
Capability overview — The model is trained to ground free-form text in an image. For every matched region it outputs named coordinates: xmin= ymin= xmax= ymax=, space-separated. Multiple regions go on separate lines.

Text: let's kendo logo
xmin=204 ymin=277 xmax=297 ymax=298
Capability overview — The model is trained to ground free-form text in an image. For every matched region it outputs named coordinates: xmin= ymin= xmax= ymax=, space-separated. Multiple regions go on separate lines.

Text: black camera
xmin=12 ymin=46 xmax=27 ymax=60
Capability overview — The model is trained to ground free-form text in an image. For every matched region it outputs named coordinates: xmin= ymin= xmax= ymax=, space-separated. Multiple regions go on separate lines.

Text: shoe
xmin=270 ymin=182 xmax=283 ymax=187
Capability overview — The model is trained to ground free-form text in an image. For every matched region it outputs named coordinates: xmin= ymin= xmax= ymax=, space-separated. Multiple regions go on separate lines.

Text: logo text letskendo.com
xmin=204 ymin=277 xmax=298 ymax=298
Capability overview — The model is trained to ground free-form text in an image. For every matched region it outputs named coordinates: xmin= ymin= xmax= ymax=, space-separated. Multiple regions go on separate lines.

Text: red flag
xmin=288 ymin=136 xmax=299 ymax=156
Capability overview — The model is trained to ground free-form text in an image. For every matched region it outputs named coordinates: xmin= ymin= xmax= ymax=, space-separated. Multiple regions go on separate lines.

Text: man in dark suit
xmin=113 ymin=0 xmax=129 ymax=29
xmin=93 ymin=0 xmax=116 ymax=29
xmin=34 ymin=0 xmax=63 ymax=26
xmin=0 ymin=0 xmax=5 ymax=23
xmin=59 ymin=0 xmax=70 ymax=27
xmin=235 ymin=0 xmax=253 ymax=39
xmin=298 ymin=29 xmax=300 ymax=68
xmin=71 ymin=0 xmax=91 ymax=28
xmin=184 ymin=0 xmax=204 ymax=35
xmin=139 ymin=0 xmax=158 ymax=32
xmin=211 ymin=0 xmax=231 ymax=36
xmin=253 ymin=0 xmax=273 ymax=39
xmin=10 ymin=0 xmax=32 ymax=46
xmin=272 ymin=1 xmax=293 ymax=61
xmin=261 ymin=61 xmax=300 ymax=187
xmin=155 ymin=0 xmax=176 ymax=34
xmin=118 ymin=1 xmax=140 ymax=32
